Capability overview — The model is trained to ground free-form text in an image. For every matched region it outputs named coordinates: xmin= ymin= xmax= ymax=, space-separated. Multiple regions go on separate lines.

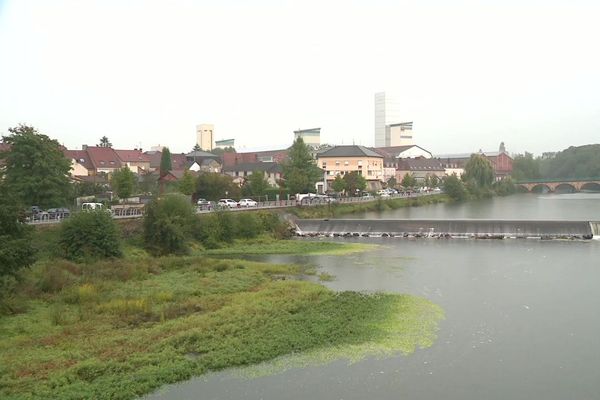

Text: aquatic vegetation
xmin=202 ymin=237 xmax=377 ymax=256
xmin=0 ymin=257 xmax=442 ymax=400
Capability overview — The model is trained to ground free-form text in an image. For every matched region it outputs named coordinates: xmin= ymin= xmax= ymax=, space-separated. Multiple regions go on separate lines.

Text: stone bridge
xmin=514 ymin=177 xmax=600 ymax=193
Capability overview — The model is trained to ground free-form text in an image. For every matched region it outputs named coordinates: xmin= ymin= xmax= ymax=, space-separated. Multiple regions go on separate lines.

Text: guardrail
xmin=26 ymin=191 xmax=441 ymax=225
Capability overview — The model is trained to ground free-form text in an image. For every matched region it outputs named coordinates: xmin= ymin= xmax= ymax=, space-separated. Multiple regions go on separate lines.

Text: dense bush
xmin=59 ymin=210 xmax=122 ymax=261
xmin=192 ymin=212 xmax=236 ymax=249
xmin=0 ymin=186 xmax=36 ymax=277
xmin=192 ymin=211 xmax=290 ymax=248
xmin=442 ymin=174 xmax=468 ymax=201
xmin=493 ymin=177 xmax=517 ymax=196
xmin=143 ymin=194 xmax=195 ymax=256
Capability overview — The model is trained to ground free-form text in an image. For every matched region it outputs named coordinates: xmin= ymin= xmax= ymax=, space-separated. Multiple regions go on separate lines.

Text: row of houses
xmin=60 ymin=141 xmax=512 ymax=191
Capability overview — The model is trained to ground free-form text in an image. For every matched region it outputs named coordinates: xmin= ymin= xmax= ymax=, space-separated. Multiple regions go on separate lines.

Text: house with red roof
xmin=114 ymin=149 xmax=151 ymax=173
xmin=81 ymin=146 xmax=123 ymax=175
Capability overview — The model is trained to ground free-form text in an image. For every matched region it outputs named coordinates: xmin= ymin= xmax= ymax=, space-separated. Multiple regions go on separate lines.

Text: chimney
xmin=82 ymin=144 xmax=88 ymax=150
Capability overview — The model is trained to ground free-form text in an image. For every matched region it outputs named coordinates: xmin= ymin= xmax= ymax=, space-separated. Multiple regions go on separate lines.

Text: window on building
xmin=335 ymin=161 xmax=340 ymax=166
xmin=344 ymin=161 xmax=349 ymax=166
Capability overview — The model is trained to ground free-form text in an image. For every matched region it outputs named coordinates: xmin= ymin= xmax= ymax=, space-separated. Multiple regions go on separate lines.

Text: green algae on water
xmin=233 ymin=294 xmax=444 ymax=378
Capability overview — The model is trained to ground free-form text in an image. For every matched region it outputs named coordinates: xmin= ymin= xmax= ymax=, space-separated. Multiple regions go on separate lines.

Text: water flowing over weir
xmin=295 ymin=219 xmax=600 ymax=240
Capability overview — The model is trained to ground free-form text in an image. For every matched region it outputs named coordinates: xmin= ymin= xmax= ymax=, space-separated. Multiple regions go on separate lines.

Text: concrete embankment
xmin=296 ymin=219 xmax=599 ymax=240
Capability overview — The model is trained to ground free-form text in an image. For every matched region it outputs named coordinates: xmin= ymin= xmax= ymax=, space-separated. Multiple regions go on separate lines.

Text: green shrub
xmin=0 ymin=186 xmax=36 ymax=277
xmin=59 ymin=210 xmax=122 ymax=261
xmin=143 ymin=194 xmax=195 ymax=256
xmin=235 ymin=213 xmax=261 ymax=239
xmin=192 ymin=213 xmax=229 ymax=249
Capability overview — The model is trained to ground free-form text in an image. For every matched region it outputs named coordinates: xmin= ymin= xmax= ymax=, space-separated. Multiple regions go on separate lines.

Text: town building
xmin=80 ymin=146 xmax=123 ymax=175
xmin=387 ymin=122 xmax=414 ymax=146
xmin=435 ymin=144 xmax=513 ymax=180
xmin=215 ymin=138 xmax=235 ymax=149
xmin=222 ymin=162 xmax=283 ymax=186
xmin=223 ymin=149 xmax=289 ymax=166
xmin=372 ymin=145 xmax=433 ymax=183
xmin=395 ymin=158 xmax=446 ymax=184
xmin=114 ymin=150 xmax=151 ymax=173
xmin=374 ymin=92 xmax=402 ymax=147
xmin=196 ymin=124 xmax=214 ymax=151
xmin=317 ymin=145 xmax=384 ymax=190
xmin=294 ymin=128 xmax=321 ymax=148
xmin=185 ymin=150 xmax=222 ymax=173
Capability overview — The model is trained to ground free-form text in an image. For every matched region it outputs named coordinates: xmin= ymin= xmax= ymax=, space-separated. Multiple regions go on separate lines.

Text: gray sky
xmin=1 ymin=0 xmax=599 ymax=155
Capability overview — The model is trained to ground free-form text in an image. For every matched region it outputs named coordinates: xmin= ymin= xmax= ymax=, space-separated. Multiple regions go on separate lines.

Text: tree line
xmin=512 ymin=144 xmax=600 ymax=181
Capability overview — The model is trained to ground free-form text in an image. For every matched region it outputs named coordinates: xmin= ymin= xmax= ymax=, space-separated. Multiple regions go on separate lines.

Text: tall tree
xmin=160 ymin=147 xmax=172 ymax=177
xmin=243 ymin=170 xmax=270 ymax=197
xmin=386 ymin=176 xmax=397 ymax=189
xmin=430 ymin=174 xmax=439 ymax=188
xmin=401 ymin=173 xmax=416 ymax=188
xmin=282 ymin=137 xmax=323 ymax=194
xmin=98 ymin=136 xmax=112 ymax=148
xmin=343 ymin=171 xmax=367 ymax=194
xmin=443 ymin=173 xmax=468 ymax=201
xmin=178 ymin=170 xmax=196 ymax=195
xmin=195 ymin=172 xmax=241 ymax=200
xmin=512 ymin=152 xmax=541 ymax=181
xmin=192 ymin=144 xmax=201 ymax=152
xmin=1 ymin=124 xmax=71 ymax=208
xmin=0 ymin=183 xmax=36 ymax=277
xmin=331 ymin=175 xmax=346 ymax=193
xmin=463 ymin=154 xmax=495 ymax=188
xmin=111 ymin=166 xmax=137 ymax=199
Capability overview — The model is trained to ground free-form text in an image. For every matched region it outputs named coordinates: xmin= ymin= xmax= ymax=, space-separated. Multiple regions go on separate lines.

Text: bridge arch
xmin=554 ymin=183 xmax=577 ymax=193
xmin=581 ymin=182 xmax=600 ymax=192
xmin=531 ymin=184 xmax=551 ymax=193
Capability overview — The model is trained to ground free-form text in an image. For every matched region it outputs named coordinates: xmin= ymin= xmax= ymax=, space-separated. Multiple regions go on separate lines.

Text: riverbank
xmin=1 ymin=225 xmax=442 ymax=400
xmin=288 ymin=194 xmax=450 ymax=219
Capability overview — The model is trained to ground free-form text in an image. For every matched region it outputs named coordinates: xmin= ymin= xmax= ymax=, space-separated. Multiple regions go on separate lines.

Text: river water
xmin=145 ymin=193 xmax=600 ymax=400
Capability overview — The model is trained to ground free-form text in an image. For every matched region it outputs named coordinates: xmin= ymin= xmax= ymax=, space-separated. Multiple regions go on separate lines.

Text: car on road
xmin=196 ymin=198 xmax=210 ymax=206
xmin=218 ymin=198 xmax=239 ymax=208
xmin=362 ymin=193 xmax=374 ymax=200
xmin=239 ymin=198 xmax=258 ymax=207
xmin=47 ymin=207 xmax=71 ymax=219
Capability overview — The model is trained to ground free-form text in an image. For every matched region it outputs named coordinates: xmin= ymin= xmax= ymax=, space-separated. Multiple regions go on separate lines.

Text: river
xmin=145 ymin=193 xmax=600 ymax=400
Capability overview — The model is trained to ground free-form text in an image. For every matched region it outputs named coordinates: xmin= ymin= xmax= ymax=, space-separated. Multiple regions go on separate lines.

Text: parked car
xmin=362 ymin=193 xmax=374 ymax=199
xmin=218 ymin=198 xmax=239 ymax=208
xmin=239 ymin=198 xmax=258 ymax=207
xmin=81 ymin=202 xmax=104 ymax=211
xmin=196 ymin=198 xmax=213 ymax=210
xmin=47 ymin=207 xmax=71 ymax=219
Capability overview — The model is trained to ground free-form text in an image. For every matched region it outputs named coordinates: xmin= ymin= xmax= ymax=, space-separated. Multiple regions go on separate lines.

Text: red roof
xmin=63 ymin=149 xmax=94 ymax=170
xmin=171 ymin=153 xmax=189 ymax=171
xmin=115 ymin=149 xmax=151 ymax=163
xmin=85 ymin=146 xmax=122 ymax=170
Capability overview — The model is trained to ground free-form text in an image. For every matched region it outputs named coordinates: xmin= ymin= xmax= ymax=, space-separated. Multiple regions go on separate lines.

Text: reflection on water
xmin=348 ymin=192 xmax=600 ymax=220
xmin=145 ymin=195 xmax=600 ymax=400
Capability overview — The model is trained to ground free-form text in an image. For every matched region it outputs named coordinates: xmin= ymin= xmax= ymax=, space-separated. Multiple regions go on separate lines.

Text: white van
xmin=81 ymin=202 xmax=104 ymax=211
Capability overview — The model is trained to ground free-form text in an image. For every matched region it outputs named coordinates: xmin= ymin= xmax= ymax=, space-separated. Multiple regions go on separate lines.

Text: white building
xmin=294 ymin=128 xmax=321 ymax=148
xmin=374 ymin=92 xmax=402 ymax=147
xmin=388 ymin=122 xmax=414 ymax=146
xmin=196 ymin=124 xmax=214 ymax=151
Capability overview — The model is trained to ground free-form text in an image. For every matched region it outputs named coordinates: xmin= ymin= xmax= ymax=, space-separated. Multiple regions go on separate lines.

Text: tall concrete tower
xmin=196 ymin=124 xmax=214 ymax=151
xmin=374 ymin=92 xmax=401 ymax=147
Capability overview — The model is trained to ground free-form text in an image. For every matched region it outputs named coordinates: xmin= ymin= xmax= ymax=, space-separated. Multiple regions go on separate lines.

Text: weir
xmin=295 ymin=219 xmax=599 ymax=240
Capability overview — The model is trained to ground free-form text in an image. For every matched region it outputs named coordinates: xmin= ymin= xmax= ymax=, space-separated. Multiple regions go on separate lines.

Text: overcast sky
xmin=1 ymin=0 xmax=599 ymax=155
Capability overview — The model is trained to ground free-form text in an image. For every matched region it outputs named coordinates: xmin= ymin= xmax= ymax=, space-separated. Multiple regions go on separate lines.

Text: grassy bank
xmin=0 ymin=211 xmax=444 ymax=399
xmin=0 ymin=256 xmax=442 ymax=400
xmin=289 ymin=194 xmax=450 ymax=219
